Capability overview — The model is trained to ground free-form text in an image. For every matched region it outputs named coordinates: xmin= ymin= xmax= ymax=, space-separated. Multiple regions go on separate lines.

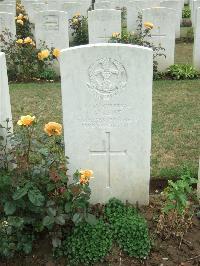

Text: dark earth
xmin=1 ymin=180 xmax=199 ymax=266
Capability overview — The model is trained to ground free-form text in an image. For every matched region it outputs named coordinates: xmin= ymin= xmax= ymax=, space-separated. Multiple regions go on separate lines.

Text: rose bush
xmin=0 ymin=115 xmax=95 ymax=258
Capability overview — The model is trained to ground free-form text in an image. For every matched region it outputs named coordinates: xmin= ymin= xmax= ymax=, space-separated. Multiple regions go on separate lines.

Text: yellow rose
xmin=17 ymin=13 xmax=23 ymax=20
xmin=24 ymin=37 xmax=32 ymax=44
xmin=144 ymin=22 xmax=154 ymax=30
xmin=80 ymin=170 xmax=94 ymax=178
xmin=52 ymin=48 xmax=60 ymax=58
xmin=79 ymin=175 xmax=89 ymax=185
xmin=16 ymin=39 xmax=23 ymax=44
xmin=17 ymin=19 xmax=24 ymax=25
xmin=112 ymin=32 xmax=120 ymax=38
xmin=79 ymin=169 xmax=94 ymax=184
xmin=72 ymin=18 xmax=78 ymax=24
xmin=44 ymin=122 xmax=62 ymax=136
xmin=38 ymin=49 xmax=50 ymax=60
xmin=17 ymin=115 xmax=36 ymax=126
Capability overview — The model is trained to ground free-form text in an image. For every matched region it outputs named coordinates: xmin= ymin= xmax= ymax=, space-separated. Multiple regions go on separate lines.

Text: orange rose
xmin=44 ymin=122 xmax=62 ymax=136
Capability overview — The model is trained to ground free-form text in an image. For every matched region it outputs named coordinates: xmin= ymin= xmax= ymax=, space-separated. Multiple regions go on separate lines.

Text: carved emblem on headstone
xmin=87 ymin=58 xmax=127 ymax=98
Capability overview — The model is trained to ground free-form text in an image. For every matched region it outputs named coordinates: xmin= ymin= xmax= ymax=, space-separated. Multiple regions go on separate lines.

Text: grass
xmin=8 ymin=41 xmax=200 ymax=179
xmin=9 ymin=79 xmax=200 ymax=179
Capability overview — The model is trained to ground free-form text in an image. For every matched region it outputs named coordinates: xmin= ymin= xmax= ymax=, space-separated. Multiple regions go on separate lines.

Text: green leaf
xmin=42 ymin=216 xmax=55 ymax=227
xmin=39 ymin=148 xmax=49 ymax=157
xmin=13 ymin=186 xmax=29 ymax=200
xmin=8 ymin=216 xmax=24 ymax=228
xmin=55 ymin=214 xmax=66 ymax=225
xmin=4 ymin=201 xmax=16 ymax=215
xmin=72 ymin=213 xmax=82 ymax=224
xmin=52 ymin=237 xmax=61 ymax=248
xmin=28 ymin=188 xmax=45 ymax=207
xmin=47 ymin=207 xmax=56 ymax=217
xmin=64 ymin=202 xmax=72 ymax=213
xmin=85 ymin=213 xmax=98 ymax=225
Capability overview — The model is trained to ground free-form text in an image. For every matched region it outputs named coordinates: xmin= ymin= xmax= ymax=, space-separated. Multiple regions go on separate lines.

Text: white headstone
xmin=88 ymin=9 xmax=121 ymax=44
xmin=160 ymin=0 xmax=182 ymax=38
xmin=192 ymin=0 xmax=200 ymax=26
xmin=62 ymin=1 xmax=90 ymax=18
xmin=30 ymin=3 xmax=47 ymax=23
xmin=35 ymin=10 xmax=69 ymax=49
xmin=0 ymin=52 xmax=13 ymax=141
xmin=127 ymin=0 xmax=161 ymax=32
xmin=0 ymin=12 xmax=16 ymax=37
xmin=22 ymin=0 xmax=40 ymax=23
xmin=94 ymin=1 xmax=112 ymax=9
xmin=62 ymin=1 xmax=90 ymax=42
xmin=0 ymin=4 xmax=16 ymax=15
xmin=60 ymin=43 xmax=153 ymax=205
xmin=193 ymin=7 xmax=200 ymax=69
xmin=142 ymin=7 xmax=176 ymax=71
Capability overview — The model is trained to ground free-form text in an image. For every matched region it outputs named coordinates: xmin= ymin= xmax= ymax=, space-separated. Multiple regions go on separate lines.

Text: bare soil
xmin=0 ymin=194 xmax=199 ymax=266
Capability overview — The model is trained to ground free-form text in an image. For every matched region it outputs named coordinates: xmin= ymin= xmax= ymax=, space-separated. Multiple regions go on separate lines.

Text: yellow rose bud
xmin=144 ymin=22 xmax=154 ymax=30
xmin=16 ymin=39 xmax=23 ymax=44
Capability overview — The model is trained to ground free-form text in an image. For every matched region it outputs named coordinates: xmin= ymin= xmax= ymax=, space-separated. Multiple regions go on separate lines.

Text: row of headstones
xmin=0 ymin=0 xmax=200 ymax=71
xmin=1 ymin=43 xmax=200 ymax=204
xmin=0 ymin=0 xmax=183 ymax=71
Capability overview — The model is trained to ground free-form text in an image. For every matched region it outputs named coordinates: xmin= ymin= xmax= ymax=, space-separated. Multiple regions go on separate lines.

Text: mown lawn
xmin=8 ymin=40 xmax=200 ymax=178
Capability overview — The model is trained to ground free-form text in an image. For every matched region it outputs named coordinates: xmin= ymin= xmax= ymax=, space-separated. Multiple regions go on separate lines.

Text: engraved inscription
xmin=79 ymin=103 xmax=134 ymax=128
xmin=87 ymin=58 xmax=127 ymax=99
xmin=43 ymin=15 xmax=59 ymax=31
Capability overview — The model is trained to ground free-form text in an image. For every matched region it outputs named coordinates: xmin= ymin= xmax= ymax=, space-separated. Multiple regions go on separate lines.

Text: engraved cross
xmin=90 ymin=132 xmax=127 ymax=188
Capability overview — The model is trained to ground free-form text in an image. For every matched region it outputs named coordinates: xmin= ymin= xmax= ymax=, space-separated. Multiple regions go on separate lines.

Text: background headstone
xmin=193 ymin=7 xmax=200 ymax=69
xmin=35 ymin=10 xmax=69 ymax=49
xmin=142 ymin=7 xmax=176 ymax=71
xmin=0 ymin=52 xmax=13 ymax=141
xmin=0 ymin=12 xmax=16 ymax=37
xmin=60 ymin=43 xmax=153 ymax=205
xmin=127 ymin=0 xmax=161 ymax=32
xmin=88 ymin=9 xmax=121 ymax=44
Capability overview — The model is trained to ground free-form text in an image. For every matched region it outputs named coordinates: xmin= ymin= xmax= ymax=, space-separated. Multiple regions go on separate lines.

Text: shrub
xmin=167 ymin=64 xmax=199 ymax=80
xmin=69 ymin=13 xmax=89 ymax=46
xmin=0 ymin=116 xmax=95 ymax=257
xmin=0 ymin=218 xmax=35 ymax=258
xmin=104 ymin=198 xmax=151 ymax=259
xmin=0 ymin=32 xmax=58 ymax=81
xmin=61 ymin=220 xmax=113 ymax=265
xmin=182 ymin=6 xmax=191 ymax=19
xmin=157 ymin=167 xmax=198 ymax=239
xmin=109 ymin=14 xmax=165 ymax=79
